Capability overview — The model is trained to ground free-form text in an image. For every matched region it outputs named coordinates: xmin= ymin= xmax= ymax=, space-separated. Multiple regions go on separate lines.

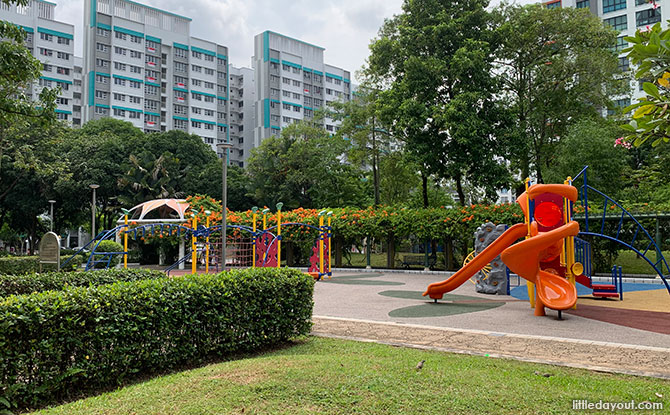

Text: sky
xmin=53 ymin=0 xmax=535 ymax=82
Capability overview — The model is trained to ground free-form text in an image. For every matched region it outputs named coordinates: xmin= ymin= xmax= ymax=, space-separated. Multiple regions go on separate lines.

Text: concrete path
xmin=312 ymin=271 xmax=670 ymax=378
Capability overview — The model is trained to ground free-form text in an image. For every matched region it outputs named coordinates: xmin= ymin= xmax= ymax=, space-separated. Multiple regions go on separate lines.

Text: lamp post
xmin=217 ymin=142 xmax=233 ymax=271
xmin=48 ymin=200 xmax=56 ymax=232
xmin=89 ymin=184 xmax=100 ymax=241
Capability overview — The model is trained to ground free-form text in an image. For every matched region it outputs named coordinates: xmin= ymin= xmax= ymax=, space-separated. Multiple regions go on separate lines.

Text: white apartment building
xmin=0 ymin=0 xmax=75 ymax=123
xmin=83 ymin=0 xmax=231 ymax=156
xmin=252 ymin=31 xmax=352 ymax=147
xmin=229 ymin=65 xmax=255 ymax=167
xmin=548 ymin=0 xmax=665 ymax=111
xmin=73 ymin=56 xmax=83 ymax=126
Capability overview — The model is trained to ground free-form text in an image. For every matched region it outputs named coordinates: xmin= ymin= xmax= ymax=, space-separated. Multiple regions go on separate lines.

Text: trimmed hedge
xmin=0 ymin=267 xmax=314 ymax=410
xmin=0 ymin=256 xmax=39 ymax=275
xmin=0 ymin=268 xmax=165 ymax=297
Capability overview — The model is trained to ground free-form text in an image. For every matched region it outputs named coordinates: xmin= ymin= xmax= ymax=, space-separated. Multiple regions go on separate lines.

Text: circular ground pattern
xmin=379 ymin=290 xmax=506 ymax=318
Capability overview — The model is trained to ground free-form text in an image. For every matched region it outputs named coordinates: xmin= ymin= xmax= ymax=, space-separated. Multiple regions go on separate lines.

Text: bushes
xmin=92 ymin=240 xmax=124 ymax=268
xmin=0 ymin=268 xmax=165 ymax=297
xmin=0 ymin=267 xmax=314 ymax=410
xmin=0 ymin=256 xmax=39 ymax=275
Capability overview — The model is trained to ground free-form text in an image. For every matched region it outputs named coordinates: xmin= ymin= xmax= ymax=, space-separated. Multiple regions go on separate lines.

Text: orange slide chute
xmin=423 ymin=223 xmax=528 ymax=300
xmin=501 ymin=221 xmax=579 ymax=314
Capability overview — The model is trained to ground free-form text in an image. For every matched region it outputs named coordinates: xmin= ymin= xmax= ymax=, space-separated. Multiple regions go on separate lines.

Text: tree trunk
xmin=445 ymin=237 xmax=455 ymax=270
xmin=386 ymin=233 xmax=395 ymax=269
xmin=285 ymin=241 xmax=294 ymax=267
xmin=455 ymin=174 xmax=466 ymax=206
xmin=421 ymin=172 xmax=429 ymax=208
xmin=334 ymin=236 xmax=343 ymax=267
xmin=372 ymin=117 xmax=380 ymax=205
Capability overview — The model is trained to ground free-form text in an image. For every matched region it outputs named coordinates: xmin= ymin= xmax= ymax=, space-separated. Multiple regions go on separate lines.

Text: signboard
xmin=39 ymin=232 xmax=60 ymax=271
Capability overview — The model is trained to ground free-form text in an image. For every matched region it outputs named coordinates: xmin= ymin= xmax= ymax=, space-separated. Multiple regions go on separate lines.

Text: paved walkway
xmin=312 ymin=271 xmax=670 ymax=378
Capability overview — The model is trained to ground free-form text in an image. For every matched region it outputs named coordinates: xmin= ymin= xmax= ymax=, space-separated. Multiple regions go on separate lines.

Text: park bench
xmin=398 ymin=254 xmax=437 ymax=270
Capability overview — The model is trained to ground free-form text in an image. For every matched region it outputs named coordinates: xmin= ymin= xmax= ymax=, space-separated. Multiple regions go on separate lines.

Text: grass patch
xmin=30 ymin=337 xmax=668 ymax=415
xmin=614 ymin=250 xmax=670 ymax=275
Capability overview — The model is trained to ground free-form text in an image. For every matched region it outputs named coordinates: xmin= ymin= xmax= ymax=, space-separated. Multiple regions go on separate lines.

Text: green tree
xmin=247 ymin=118 xmax=369 ymax=209
xmin=378 ymin=151 xmax=421 ymax=206
xmin=495 ymin=4 xmax=624 ymax=188
xmin=366 ymin=0 xmax=512 ymax=206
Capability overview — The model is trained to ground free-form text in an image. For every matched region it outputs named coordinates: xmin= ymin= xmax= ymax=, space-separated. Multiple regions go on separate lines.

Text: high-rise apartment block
xmin=83 ymin=0 xmax=231 ymax=155
xmin=228 ymin=65 xmax=255 ymax=167
xmin=252 ymin=31 xmax=352 ymax=147
xmin=547 ymin=0 xmax=665 ymax=111
xmin=0 ymin=0 xmax=75 ymax=123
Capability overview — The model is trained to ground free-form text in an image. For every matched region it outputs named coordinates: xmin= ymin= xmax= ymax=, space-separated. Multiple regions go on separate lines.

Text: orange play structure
xmin=423 ymin=181 xmax=582 ymax=317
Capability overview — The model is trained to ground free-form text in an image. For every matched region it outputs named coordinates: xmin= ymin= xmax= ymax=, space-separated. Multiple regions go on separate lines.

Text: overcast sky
xmin=53 ymin=0 xmax=535 ymax=81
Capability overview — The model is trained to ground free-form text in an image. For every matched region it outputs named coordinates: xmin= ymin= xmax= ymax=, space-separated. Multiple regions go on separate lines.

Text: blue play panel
xmin=509 ymin=282 xmax=663 ymax=301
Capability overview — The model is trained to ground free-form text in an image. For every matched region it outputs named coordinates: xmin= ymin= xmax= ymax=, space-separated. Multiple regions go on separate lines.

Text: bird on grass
xmin=416 ymin=360 xmax=425 ymax=371
xmin=534 ymin=370 xmax=553 ymax=377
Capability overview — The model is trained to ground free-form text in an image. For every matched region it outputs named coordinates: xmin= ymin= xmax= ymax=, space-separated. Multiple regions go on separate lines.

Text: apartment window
xmin=96 ymin=43 xmax=109 ymax=52
xmin=326 ymin=76 xmax=333 ymax=83
xmin=218 ymin=85 xmax=227 ymax=93
xmin=175 ymin=48 xmax=188 ymax=59
xmin=271 ymin=88 xmax=280 ymax=97
xmin=146 ymin=40 xmax=159 ymax=50
xmin=304 ymin=108 xmax=313 ymax=117
xmin=191 ymin=120 xmax=202 ymax=128
xmin=146 ymin=69 xmax=159 ymax=79
xmin=292 ymin=92 xmax=301 ymax=99
xmin=270 ymin=101 xmax=277 ymax=109
xmin=174 ymin=104 xmax=187 ymax=114
xmin=292 ymin=67 xmax=300 ymax=74
xmin=603 ymin=0 xmax=625 ymax=13
xmin=546 ymin=1 xmax=561 ymax=8
xmin=57 ymin=37 xmax=70 ymax=45
xmin=96 ymin=58 xmax=109 ymax=68
xmin=175 ymin=90 xmax=187 ymax=101
xmin=314 ymin=98 xmax=323 ymax=107
xmin=56 ymin=81 xmax=69 ymax=91
xmin=282 ymin=103 xmax=291 ymax=110
xmin=218 ymin=125 xmax=227 ymax=133
xmin=40 ymin=48 xmax=52 ymax=57
xmin=204 ymin=95 xmax=214 ymax=103
xmin=205 ymin=68 xmax=214 ymax=76
xmin=204 ymin=54 xmax=214 ymax=62
xmin=204 ymin=109 xmax=214 ymax=117
xmin=174 ymin=119 xmax=188 ymax=129
xmin=191 ymin=92 xmax=203 ymax=101
xmin=57 ymin=51 xmax=69 ymax=60
xmin=270 ymin=75 xmax=280 ymax=83
xmin=114 ymin=46 xmax=127 ymax=56
xmin=129 ymin=80 xmax=141 ymax=89
xmin=304 ymin=72 xmax=312 ymax=81
xmin=114 ymin=77 xmax=126 ymax=86
xmin=607 ymin=98 xmax=631 ymax=116
xmin=282 ymin=64 xmax=290 ymax=71
xmin=293 ymin=105 xmax=300 ymax=112
xmin=96 ymin=27 xmax=110 ymax=37
xmin=114 ymin=62 xmax=127 ymax=71
xmin=334 ymin=78 xmax=342 ymax=85
xmin=131 ymin=50 xmax=143 ymax=59
xmin=270 ymin=114 xmax=279 ymax=122
xmin=40 ymin=32 xmax=53 ymax=42
xmin=192 ymin=79 xmax=202 ymax=87
xmin=94 ymin=106 xmax=108 ymax=115
xmin=42 ymin=64 xmax=53 ymax=72
xmin=95 ymin=90 xmax=108 ymax=99
xmin=56 ymin=97 xmax=69 ymax=105
xmin=145 ymin=99 xmax=159 ymax=111
xmin=314 ymin=74 xmax=322 ymax=82
xmin=618 ymin=56 xmax=630 ymax=71
xmin=636 ymin=0 xmax=650 ymax=5
xmin=145 ymin=84 xmax=159 ymax=95
xmin=129 ymin=96 xmax=141 ymax=104
xmin=115 ymin=31 xmax=127 ymax=40
xmin=218 ymin=111 xmax=226 ymax=120
xmin=613 ymin=36 xmax=627 ymax=52
xmin=130 ymin=65 xmax=142 ymax=74
xmin=204 ymin=123 xmax=214 ymax=130
xmin=326 ymin=125 xmax=334 ymax=132
xmin=175 ymin=62 xmax=188 ymax=72
xmin=218 ymin=71 xmax=226 ymax=79
xmin=217 ymin=57 xmax=226 ymax=65
xmin=96 ymin=74 xmax=108 ymax=84
xmin=174 ymin=75 xmax=187 ymax=86
xmin=218 ymin=97 xmax=226 ymax=106
xmin=637 ymin=8 xmax=662 ymax=26
xmin=192 ymin=106 xmax=202 ymax=114
xmin=282 ymin=90 xmax=291 ymax=97
xmin=282 ymin=77 xmax=291 ymax=85
xmin=604 ymin=15 xmax=627 ymax=31
xmin=113 ymin=93 xmax=126 ymax=101
xmin=282 ymin=116 xmax=291 ymax=123
xmin=576 ymin=0 xmax=589 ymax=8
xmin=113 ymin=108 xmax=126 ymax=117
xmin=128 ymin=111 xmax=141 ymax=119
xmin=56 ymin=112 xmax=68 ymax=120
xmin=130 ymin=35 xmax=142 ymax=44
xmin=191 ymin=64 xmax=202 ymax=73
xmin=292 ymin=80 xmax=301 ymax=87
xmin=192 ymin=50 xmax=202 ymax=59
xmin=25 ymin=33 xmax=32 ymax=42
xmin=326 ymin=88 xmax=333 ymax=95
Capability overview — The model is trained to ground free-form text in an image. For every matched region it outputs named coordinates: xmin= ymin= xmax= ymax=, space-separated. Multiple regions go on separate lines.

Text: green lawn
xmin=613 ymin=250 xmax=670 ymax=275
xmin=31 ymin=337 xmax=668 ymax=415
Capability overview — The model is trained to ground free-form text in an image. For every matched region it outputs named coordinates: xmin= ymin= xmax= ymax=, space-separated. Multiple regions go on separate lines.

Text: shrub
xmin=0 ymin=256 xmax=39 ymax=275
xmin=0 ymin=268 xmax=165 ymax=297
xmin=91 ymin=240 xmax=124 ymax=268
xmin=0 ymin=267 xmax=314 ymax=410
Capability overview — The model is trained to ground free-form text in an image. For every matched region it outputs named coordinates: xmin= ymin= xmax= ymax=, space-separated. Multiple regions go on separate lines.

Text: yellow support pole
xmin=252 ymin=207 xmax=258 ymax=268
xmin=262 ymin=208 xmax=269 ymax=266
xmin=524 ymin=178 xmax=536 ymax=308
xmin=318 ymin=211 xmax=325 ymax=277
xmin=205 ymin=211 xmax=211 ymax=274
xmin=123 ymin=214 xmax=128 ymax=269
xmin=327 ymin=211 xmax=332 ymax=279
xmin=191 ymin=216 xmax=197 ymax=275
xmin=276 ymin=202 xmax=283 ymax=268
xmin=566 ymin=176 xmax=577 ymax=310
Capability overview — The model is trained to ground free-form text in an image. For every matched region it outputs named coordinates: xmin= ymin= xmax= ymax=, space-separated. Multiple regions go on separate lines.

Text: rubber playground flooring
xmin=313 ymin=271 xmax=670 ymax=349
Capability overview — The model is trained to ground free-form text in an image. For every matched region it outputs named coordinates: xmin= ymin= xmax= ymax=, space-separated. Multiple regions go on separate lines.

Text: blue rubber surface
xmin=509 ymin=282 xmax=663 ymax=301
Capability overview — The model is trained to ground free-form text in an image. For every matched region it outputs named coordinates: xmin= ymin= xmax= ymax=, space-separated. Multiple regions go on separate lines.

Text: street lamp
xmin=217 ymin=142 xmax=234 ymax=271
xmin=89 ymin=184 xmax=100 ymax=241
xmin=48 ymin=200 xmax=56 ymax=232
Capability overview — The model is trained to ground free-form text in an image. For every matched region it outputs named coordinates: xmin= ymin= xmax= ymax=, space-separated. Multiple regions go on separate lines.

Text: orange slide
xmin=422 ymin=221 xmax=579 ymax=314
xmin=423 ymin=223 xmax=528 ymax=300
xmin=501 ymin=221 xmax=579 ymax=314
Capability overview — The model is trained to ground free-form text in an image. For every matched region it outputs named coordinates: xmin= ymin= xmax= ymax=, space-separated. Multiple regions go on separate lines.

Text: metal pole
xmin=48 ymin=200 xmax=55 ymax=232
xmin=222 ymin=155 xmax=227 ymax=271
xmin=92 ymin=188 xmax=96 ymax=239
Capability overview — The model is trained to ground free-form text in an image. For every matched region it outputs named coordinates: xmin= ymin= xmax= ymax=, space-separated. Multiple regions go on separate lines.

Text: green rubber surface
xmin=380 ymin=290 xmax=506 ymax=318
